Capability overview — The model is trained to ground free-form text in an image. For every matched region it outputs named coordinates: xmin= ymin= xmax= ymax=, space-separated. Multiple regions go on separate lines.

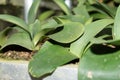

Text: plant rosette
xmin=0 ymin=0 xmax=120 ymax=80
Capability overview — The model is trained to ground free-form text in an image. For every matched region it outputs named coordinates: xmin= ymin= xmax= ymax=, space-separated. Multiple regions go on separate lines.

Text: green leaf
xmin=53 ymin=16 xmax=71 ymax=24
xmin=29 ymin=41 xmax=77 ymax=78
xmin=32 ymin=19 xmax=63 ymax=46
xmin=87 ymin=5 xmax=108 ymax=15
xmin=39 ymin=10 xmax=54 ymax=21
xmin=53 ymin=0 xmax=71 ymax=15
xmin=73 ymin=5 xmax=90 ymax=20
xmin=69 ymin=15 xmax=90 ymax=24
xmin=41 ymin=19 xmax=62 ymax=30
xmin=29 ymin=20 xmax=41 ymax=37
xmin=88 ymin=0 xmax=96 ymax=4
xmin=0 ymin=14 xmax=30 ymax=33
xmin=29 ymin=20 xmax=43 ymax=46
xmin=113 ymin=6 xmax=120 ymax=40
xmin=90 ymin=35 xmax=110 ymax=44
xmin=73 ymin=4 xmax=91 ymax=24
xmin=85 ymin=17 xmax=93 ymax=25
xmin=1 ymin=32 xmax=34 ymax=50
xmin=102 ymin=39 xmax=120 ymax=46
xmin=28 ymin=0 xmax=41 ymax=24
xmin=77 ymin=0 xmax=86 ymax=5
xmin=33 ymin=31 xmax=45 ymax=47
xmin=90 ymin=37 xmax=120 ymax=46
xmin=0 ymin=27 xmax=12 ymax=46
xmin=96 ymin=2 xmax=116 ymax=18
xmin=91 ymin=13 xmax=111 ymax=20
xmin=54 ymin=15 xmax=91 ymax=25
xmin=70 ymin=19 xmax=114 ymax=57
xmin=49 ymin=22 xmax=84 ymax=43
xmin=79 ymin=49 xmax=120 ymax=80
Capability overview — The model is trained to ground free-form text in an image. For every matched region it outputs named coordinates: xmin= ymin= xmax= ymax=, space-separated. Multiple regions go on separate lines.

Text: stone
xmin=0 ymin=60 xmax=78 ymax=80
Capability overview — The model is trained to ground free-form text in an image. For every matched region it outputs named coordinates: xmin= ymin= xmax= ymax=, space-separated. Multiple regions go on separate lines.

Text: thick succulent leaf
xmin=96 ymin=2 xmax=116 ymax=18
xmin=54 ymin=15 xmax=90 ymax=25
xmin=49 ymin=22 xmax=84 ymax=43
xmin=1 ymin=32 xmax=34 ymax=50
xmin=87 ymin=5 xmax=108 ymax=15
xmin=85 ymin=17 xmax=93 ymax=25
xmin=79 ymin=49 xmax=120 ymax=80
xmin=53 ymin=0 xmax=71 ymax=15
xmin=33 ymin=31 xmax=45 ymax=47
xmin=29 ymin=41 xmax=77 ymax=78
xmin=90 ymin=38 xmax=120 ymax=46
xmin=91 ymin=13 xmax=111 ymax=20
xmin=73 ymin=5 xmax=90 ymax=20
xmin=77 ymin=0 xmax=86 ymax=5
xmin=13 ymin=26 xmax=27 ymax=33
xmin=88 ymin=0 xmax=96 ymax=4
xmin=69 ymin=15 xmax=90 ymax=24
xmin=41 ymin=19 xmax=62 ymax=30
xmin=113 ymin=6 xmax=120 ymax=40
xmin=103 ymin=39 xmax=120 ymax=46
xmin=28 ymin=0 xmax=41 ymax=24
xmin=0 ymin=27 xmax=12 ymax=46
xmin=70 ymin=19 xmax=114 ymax=57
xmin=39 ymin=10 xmax=54 ymax=21
xmin=29 ymin=20 xmax=41 ymax=37
xmin=32 ymin=19 xmax=63 ymax=46
xmin=0 ymin=14 xmax=30 ymax=33
xmin=84 ymin=35 xmax=111 ymax=53
xmin=53 ymin=16 xmax=71 ymax=24
xmin=90 ymin=35 xmax=109 ymax=44
xmin=29 ymin=20 xmax=43 ymax=46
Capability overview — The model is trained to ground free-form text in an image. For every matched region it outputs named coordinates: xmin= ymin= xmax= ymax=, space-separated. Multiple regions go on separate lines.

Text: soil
xmin=0 ymin=51 xmax=35 ymax=61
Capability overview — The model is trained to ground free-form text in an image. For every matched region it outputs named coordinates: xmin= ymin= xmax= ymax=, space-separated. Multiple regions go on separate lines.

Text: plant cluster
xmin=0 ymin=0 xmax=120 ymax=80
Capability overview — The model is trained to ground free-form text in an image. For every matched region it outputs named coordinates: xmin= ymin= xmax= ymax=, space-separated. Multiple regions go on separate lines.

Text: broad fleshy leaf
xmin=29 ymin=20 xmax=43 ymax=46
xmin=39 ymin=10 xmax=54 ymax=21
xmin=54 ymin=15 xmax=90 ymax=25
xmin=79 ymin=48 xmax=120 ymax=80
xmin=0 ymin=27 xmax=12 ymax=46
xmin=70 ymin=19 xmax=114 ymax=57
xmin=77 ymin=0 xmax=86 ymax=5
xmin=41 ymin=19 xmax=62 ymax=30
xmin=85 ymin=17 xmax=93 ymax=25
xmin=69 ymin=15 xmax=90 ymax=24
xmin=49 ymin=22 xmax=84 ymax=43
xmin=91 ymin=13 xmax=110 ymax=20
xmin=29 ymin=20 xmax=41 ymax=37
xmin=96 ymin=2 xmax=116 ymax=18
xmin=53 ymin=16 xmax=71 ymax=24
xmin=28 ymin=0 xmax=41 ymax=24
xmin=73 ymin=5 xmax=90 ymax=21
xmin=33 ymin=31 xmax=45 ymax=47
xmin=1 ymin=32 xmax=34 ymax=50
xmin=113 ymin=5 xmax=120 ymax=40
xmin=32 ymin=19 xmax=63 ymax=46
xmin=29 ymin=41 xmax=77 ymax=78
xmin=0 ymin=14 xmax=29 ymax=33
xmin=103 ymin=39 xmax=120 ymax=46
xmin=90 ymin=35 xmax=110 ymax=44
xmin=87 ymin=5 xmax=108 ymax=15
xmin=53 ymin=0 xmax=71 ymax=15
xmin=88 ymin=0 xmax=96 ymax=4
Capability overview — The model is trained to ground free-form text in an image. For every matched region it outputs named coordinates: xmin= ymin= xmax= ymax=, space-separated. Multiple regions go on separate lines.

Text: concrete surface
xmin=0 ymin=60 xmax=78 ymax=80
